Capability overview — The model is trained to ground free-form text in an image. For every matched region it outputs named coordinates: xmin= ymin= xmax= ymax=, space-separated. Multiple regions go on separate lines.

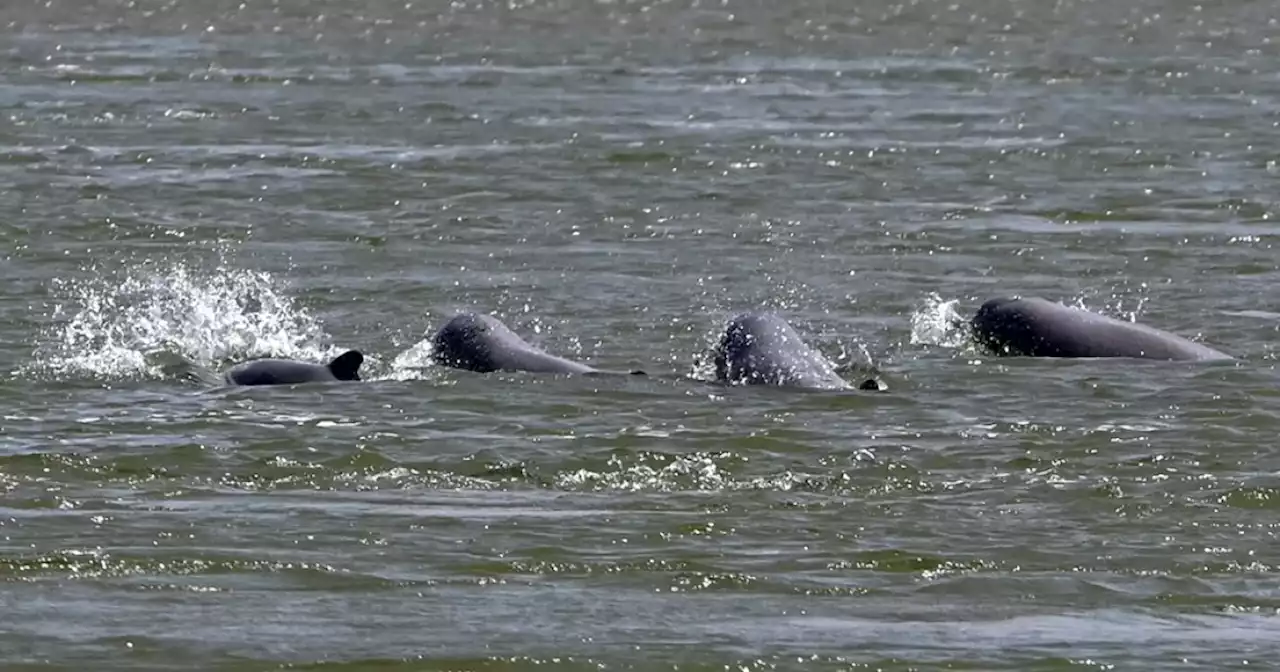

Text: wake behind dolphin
xmin=970 ymin=296 xmax=1233 ymax=361
xmin=430 ymin=312 xmax=616 ymax=375
xmin=713 ymin=312 xmax=880 ymax=390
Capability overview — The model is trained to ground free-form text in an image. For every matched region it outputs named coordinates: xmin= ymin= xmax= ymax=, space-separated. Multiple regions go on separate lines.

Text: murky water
xmin=3 ymin=0 xmax=1279 ymax=669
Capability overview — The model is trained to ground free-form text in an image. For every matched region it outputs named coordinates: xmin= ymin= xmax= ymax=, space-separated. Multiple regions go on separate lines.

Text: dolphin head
xmin=430 ymin=313 xmax=501 ymax=373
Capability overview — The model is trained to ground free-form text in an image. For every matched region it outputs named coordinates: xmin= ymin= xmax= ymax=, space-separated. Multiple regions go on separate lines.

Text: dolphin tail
xmin=326 ymin=350 xmax=364 ymax=381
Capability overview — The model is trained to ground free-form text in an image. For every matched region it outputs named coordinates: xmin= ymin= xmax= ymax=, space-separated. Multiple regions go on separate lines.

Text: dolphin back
xmin=972 ymin=297 xmax=1233 ymax=361
xmin=715 ymin=312 xmax=849 ymax=389
xmin=222 ymin=352 xmax=365 ymax=386
xmin=431 ymin=312 xmax=597 ymax=375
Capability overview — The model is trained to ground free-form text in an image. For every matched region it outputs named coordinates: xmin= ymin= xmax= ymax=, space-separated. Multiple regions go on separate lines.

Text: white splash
xmin=909 ymin=292 xmax=967 ymax=348
xmin=27 ymin=261 xmax=341 ymax=380
xmin=385 ymin=337 xmax=438 ymax=381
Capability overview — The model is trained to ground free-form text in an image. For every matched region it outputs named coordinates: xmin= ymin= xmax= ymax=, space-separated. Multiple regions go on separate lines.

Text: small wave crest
xmin=26 ymin=261 xmax=342 ymax=381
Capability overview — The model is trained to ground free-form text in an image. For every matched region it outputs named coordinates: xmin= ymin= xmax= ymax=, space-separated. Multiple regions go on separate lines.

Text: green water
xmin=2 ymin=0 xmax=1278 ymax=669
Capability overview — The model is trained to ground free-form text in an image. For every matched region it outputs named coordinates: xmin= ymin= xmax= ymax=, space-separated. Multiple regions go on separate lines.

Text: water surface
xmin=2 ymin=0 xmax=1279 ymax=669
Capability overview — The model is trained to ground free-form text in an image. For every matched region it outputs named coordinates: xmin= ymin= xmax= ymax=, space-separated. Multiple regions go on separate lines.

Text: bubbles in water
xmin=909 ymin=292 xmax=967 ymax=348
xmin=27 ymin=261 xmax=341 ymax=381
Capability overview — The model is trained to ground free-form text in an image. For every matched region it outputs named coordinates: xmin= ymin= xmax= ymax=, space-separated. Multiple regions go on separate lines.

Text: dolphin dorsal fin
xmin=326 ymin=350 xmax=364 ymax=381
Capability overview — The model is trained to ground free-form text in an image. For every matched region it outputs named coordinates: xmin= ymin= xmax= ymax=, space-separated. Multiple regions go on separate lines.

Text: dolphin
xmin=970 ymin=296 xmax=1232 ymax=361
xmin=713 ymin=312 xmax=880 ymax=390
xmin=222 ymin=350 xmax=365 ymax=386
xmin=431 ymin=312 xmax=627 ymax=375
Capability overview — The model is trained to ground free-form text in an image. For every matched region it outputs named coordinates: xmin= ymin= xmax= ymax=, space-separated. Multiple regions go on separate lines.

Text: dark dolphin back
xmin=326 ymin=350 xmax=364 ymax=381
xmin=714 ymin=312 xmax=851 ymax=389
xmin=972 ymin=296 xmax=1232 ymax=361
xmin=430 ymin=312 xmax=597 ymax=375
xmin=222 ymin=351 xmax=364 ymax=386
xmin=223 ymin=359 xmax=326 ymax=386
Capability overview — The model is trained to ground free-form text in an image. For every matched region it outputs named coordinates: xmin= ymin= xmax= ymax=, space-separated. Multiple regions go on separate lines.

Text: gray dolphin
xmin=222 ymin=350 xmax=364 ymax=386
xmin=431 ymin=313 xmax=625 ymax=375
xmin=971 ymin=296 xmax=1232 ymax=361
xmin=713 ymin=312 xmax=880 ymax=390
